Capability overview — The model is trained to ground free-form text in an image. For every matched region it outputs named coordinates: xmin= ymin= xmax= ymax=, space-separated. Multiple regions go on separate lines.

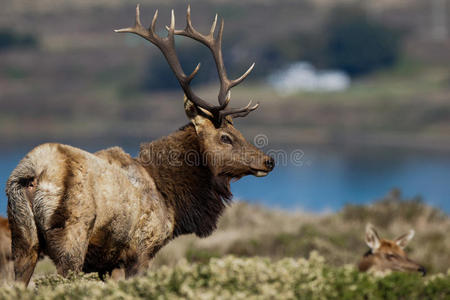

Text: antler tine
xmin=230 ymin=63 xmax=255 ymax=88
xmin=186 ymin=5 xmax=194 ymax=33
xmin=151 ymin=9 xmax=158 ymax=31
xmin=169 ymin=9 xmax=175 ymax=31
xmin=135 ymin=4 xmax=142 ymax=27
xmin=209 ymin=14 xmax=218 ymax=37
xmin=187 ymin=62 xmax=201 ymax=83
xmin=219 ymin=101 xmax=260 ymax=119
xmin=216 ymin=18 xmax=224 ymax=47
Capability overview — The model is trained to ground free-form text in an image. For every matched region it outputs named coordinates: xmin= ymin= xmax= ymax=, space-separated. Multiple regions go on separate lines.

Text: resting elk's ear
xmin=395 ymin=229 xmax=415 ymax=249
xmin=365 ymin=223 xmax=381 ymax=251
xmin=184 ymin=96 xmax=215 ymax=135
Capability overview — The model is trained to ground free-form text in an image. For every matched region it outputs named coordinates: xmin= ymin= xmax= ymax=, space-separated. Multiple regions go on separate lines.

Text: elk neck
xmin=138 ymin=123 xmax=232 ymax=238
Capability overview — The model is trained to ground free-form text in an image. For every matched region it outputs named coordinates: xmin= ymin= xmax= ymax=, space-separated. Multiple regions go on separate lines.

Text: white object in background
xmin=268 ymin=62 xmax=351 ymax=94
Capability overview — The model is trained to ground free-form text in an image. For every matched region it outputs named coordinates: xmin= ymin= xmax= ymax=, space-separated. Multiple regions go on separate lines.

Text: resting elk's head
xmin=115 ymin=5 xmax=275 ymax=179
xmin=360 ymin=224 xmax=426 ymax=276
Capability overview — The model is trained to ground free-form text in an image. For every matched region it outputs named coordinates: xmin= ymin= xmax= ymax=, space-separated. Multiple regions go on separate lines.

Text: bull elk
xmin=6 ymin=5 xmax=274 ymax=285
xmin=358 ymin=224 xmax=426 ymax=276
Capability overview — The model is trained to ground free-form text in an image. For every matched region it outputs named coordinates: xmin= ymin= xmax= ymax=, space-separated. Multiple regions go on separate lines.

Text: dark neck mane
xmin=138 ymin=123 xmax=232 ymax=238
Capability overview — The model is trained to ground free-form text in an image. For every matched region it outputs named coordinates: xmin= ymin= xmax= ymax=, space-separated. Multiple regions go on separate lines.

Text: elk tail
xmin=5 ymin=156 xmax=41 ymax=284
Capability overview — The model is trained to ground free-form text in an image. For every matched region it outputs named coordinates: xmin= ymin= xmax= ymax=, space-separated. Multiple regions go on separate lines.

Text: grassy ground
xmin=23 ymin=190 xmax=450 ymax=275
xmin=1 ymin=190 xmax=447 ymax=298
xmin=150 ymin=189 xmax=450 ymax=274
xmin=1 ymin=255 xmax=450 ymax=299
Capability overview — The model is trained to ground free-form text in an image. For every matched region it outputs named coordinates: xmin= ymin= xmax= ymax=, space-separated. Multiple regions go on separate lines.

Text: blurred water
xmin=1 ymin=145 xmax=449 ymax=216
xmin=232 ymin=147 xmax=450 ymax=213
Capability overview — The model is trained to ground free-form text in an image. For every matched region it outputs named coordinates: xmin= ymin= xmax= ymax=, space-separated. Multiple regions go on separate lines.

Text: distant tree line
xmin=323 ymin=6 xmax=402 ymax=76
xmin=0 ymin=28 xmax=38 ymax=51
xmin=142 ymin=5 xmax=403 ymax=91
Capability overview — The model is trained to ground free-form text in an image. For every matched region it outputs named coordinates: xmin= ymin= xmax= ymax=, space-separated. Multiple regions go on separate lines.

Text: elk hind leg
xmin=45 ymin=215 xmax=95 ymax=277
xmin=12 ymin=243 xmax=39 ymax=285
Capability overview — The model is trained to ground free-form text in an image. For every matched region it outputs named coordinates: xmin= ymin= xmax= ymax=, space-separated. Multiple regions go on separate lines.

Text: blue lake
xmin=1 ymin=144 xmax=449 ymax=215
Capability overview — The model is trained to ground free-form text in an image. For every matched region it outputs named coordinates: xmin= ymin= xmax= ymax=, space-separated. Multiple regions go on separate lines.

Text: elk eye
xmin=220 ymin=134 xmax=232 ymax=145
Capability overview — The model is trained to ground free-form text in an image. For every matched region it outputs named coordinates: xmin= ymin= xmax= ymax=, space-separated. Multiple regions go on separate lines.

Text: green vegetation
xmin=258 ymin=5 xmax=402 ymax=78
xmin=1 ymin=255 xmax=449 ymax=299
xmin=0 ymin=191 xmax=448 ymax=298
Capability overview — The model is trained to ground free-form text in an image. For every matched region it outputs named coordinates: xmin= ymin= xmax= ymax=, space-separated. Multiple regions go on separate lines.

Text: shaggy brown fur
xmin=6 ymin=113 xmax=273 ymax=285
xmin=140 ymin=124 xmax=232 ymax=238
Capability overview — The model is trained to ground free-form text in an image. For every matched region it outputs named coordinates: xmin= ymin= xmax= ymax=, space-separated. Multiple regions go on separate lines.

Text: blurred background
xmin=0 ymin=0 xmax=449 ymax=215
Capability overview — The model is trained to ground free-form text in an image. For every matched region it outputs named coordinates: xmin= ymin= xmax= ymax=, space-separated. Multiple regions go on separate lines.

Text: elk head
xmin=115 ymin=5 xmax=275 ymax=179
xmin=359 ymin=224 xmax=426 ymax=276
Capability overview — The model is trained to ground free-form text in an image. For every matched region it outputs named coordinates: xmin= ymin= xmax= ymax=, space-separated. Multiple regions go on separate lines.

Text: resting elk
xmin=6 ymin=5 xmax=274 ymax=285
xmin=358 ymin=224 xmax=426 ymax=276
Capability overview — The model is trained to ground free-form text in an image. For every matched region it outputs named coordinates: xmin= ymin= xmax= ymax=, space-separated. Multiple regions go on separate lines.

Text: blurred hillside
xmin=0 ymin=0 xmax=449 ymax=150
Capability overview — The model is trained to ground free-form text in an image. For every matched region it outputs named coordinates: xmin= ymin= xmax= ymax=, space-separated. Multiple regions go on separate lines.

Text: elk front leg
xmin=124 ymin=243 xmax=163 ymax=278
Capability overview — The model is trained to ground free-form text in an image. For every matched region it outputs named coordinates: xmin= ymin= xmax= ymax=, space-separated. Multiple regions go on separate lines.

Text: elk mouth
xmin=250 ymin=168 xmax=269 ymax=177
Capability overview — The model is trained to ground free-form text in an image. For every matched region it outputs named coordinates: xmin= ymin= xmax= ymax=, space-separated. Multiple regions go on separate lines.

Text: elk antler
xmin=115 ymin=5 xmax=259 ymax=125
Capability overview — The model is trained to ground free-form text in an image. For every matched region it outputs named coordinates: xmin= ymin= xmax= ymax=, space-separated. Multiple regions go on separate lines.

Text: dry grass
xmin=27 ymin=190 xmax=450 ymax=284
xmin=150 ymin=189 xmax=450 ymax=274
xmin=28 ymin=189 xmax=449 ymax=283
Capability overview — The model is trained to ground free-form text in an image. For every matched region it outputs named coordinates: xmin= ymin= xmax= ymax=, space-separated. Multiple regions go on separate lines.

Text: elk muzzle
xmin=253 ymin=156 xmax=275 ymax=177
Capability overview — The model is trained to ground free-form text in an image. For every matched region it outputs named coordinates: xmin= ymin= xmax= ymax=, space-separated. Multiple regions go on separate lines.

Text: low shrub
xmin=1 ymin=254 xmax=448 ymax=299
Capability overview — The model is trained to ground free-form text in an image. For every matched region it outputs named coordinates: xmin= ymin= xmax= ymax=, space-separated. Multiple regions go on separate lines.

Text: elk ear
xmin=224 ymin=115 xmax=233 ymax=125
xmin=184 ymin=96 xmax=215 ymax=135
xmin=395 ymin=229 xmax=415 ymax=249
xmin=365 ymin=223 xmax=381 ymax=251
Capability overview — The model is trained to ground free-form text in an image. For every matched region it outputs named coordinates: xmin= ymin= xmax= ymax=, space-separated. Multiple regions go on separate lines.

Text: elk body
xmin=0 ymin=216 xmax=13 ymax=282
xmin=6 ymin=5 xmax=274 ymax=285
xmin=358 ymin=224 xmax=426 ymax=276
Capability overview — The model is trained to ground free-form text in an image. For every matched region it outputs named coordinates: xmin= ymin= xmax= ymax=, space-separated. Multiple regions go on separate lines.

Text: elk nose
xmin=264 ymin=157 xmax=275 ymax=171
xmin=418 ymin=266 xmax=426 ymax=276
